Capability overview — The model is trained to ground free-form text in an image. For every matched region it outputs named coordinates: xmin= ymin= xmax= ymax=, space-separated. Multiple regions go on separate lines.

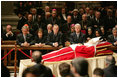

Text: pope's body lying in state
xmin=42 ymin=37 xmax=113 ymax=62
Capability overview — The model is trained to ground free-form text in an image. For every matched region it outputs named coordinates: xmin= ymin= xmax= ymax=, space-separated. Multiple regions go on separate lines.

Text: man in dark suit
xmin=17 ymin=13 xmax=27 ymax=30
xmin=104 ymin=9 xmax=116 ymax=31
xmin=72 ymin=9 xmax=80 ymax=24
xmin=16 ymin=25 xmax=34 ymax=65
xmin=71 ymin=57 xmax=89 ymax=77
xmin=107 ymin=27 xmax=117 ymax=46
xmin=104 ymin=55 xmax=117 ymax=77
xmin=85 ymin=7 xmax=90 ymax=18
xmin=30 ymin=51 xmax=53 ymax=77
xmin=79 ymin=14 xmax=92 ymax=30
xmin=44 ymin=24 xmax=52 ymax=37
xmin=91 ymin=11 xmax=104 ymax=29
xmin=61 ymin=15 xmax=74 ymax=46
xmin=23 ymin=51 xmax=53 ymax=77
xmin=25 ymin=14 xmax=37 ymax=35
xmin=88 ymin=9 xmax=95 ymax=20
xmin=61 ymin=15 xmax=74 ymax=39
xmin=31 ymin=8 xmax=38 ymax=22
xmin=47 ymin=10 xmax=60 ymax=26
xmin=43 ymin=6 xmax=50 ymax=16
xmin=59 ymin=8 xmax=67 ymax=24
xmin=78 ymin=8 xmax=85 ymax=22
xmin=70 ymin=24 xmax=86 ymax=44
xmin=16 ymin=25 xmax=33 ymax=47
xmin=2 ymin=25 xmax=16 ymax=40
xmin=34 ymin=15 xmax=46 ymax=31
xmin=46 ymin=24 xmax=62 ymax=47
xmin=42 ymin=12 xmax=51 ymax=26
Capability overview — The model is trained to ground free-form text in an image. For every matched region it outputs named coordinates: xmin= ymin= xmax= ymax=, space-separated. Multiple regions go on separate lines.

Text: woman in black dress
xmin=100 ymin=26 xmax=107 ymax=40
xmin=85 ymin=27 xmax=94 ymax=42
xmin=33 ymin=28 xmax=46 ymax=47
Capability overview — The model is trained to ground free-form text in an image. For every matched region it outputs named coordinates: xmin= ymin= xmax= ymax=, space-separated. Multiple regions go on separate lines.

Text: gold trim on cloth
xmin=96 ymin=44 xmax=112 ymax=49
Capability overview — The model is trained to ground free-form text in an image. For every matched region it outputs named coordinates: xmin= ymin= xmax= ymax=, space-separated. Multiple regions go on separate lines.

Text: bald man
xmin=61 ymin=15 xmax=74 ymax=46
xmin=2 ymin=25 xmax=16 ymax=40
xmin=70 ymin=24 xmax=85 ymax=44
xmin=91 ymin=11 xmax=104 ymax=29
xmin=25 ymin=14 xmax=37 ymax=35
xmin=104 ymin=55 xmax=117 ymax=77
xmin=79 ymin=14 xmax=91 ymax=30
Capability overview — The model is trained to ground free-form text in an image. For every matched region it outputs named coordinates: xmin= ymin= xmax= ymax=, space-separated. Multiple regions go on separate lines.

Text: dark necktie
xmin=114 ymin=37 xmax=117 ymax=42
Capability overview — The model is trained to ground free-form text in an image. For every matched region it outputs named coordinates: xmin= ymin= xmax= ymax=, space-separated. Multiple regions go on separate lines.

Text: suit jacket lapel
xmin=74 ymin=32 xmax=78 ymax=41
xmin=78 ymin=33 xmax=81 ymax=42
xmin=21 ymin=34 xmax=25 ymax=42
xmin=112 ymin=35 xmax=115 ymax=42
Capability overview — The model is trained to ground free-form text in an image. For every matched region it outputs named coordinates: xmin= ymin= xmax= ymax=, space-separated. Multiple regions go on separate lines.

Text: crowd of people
xmin=1 ymin=5 xmax=117 ymax=48
xmin=1 ymin=2 xmax=117 ymax=77
xmin=21 ymin=51 xmax=117 ymax=77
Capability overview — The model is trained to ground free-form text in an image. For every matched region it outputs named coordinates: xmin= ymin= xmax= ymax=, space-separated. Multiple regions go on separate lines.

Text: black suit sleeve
xmin=46 ymin=34 xmax=53 ymax=46
xmin=58 ymin=33 xmax=63 ymax=46
xmin=107 ymin=35 xmax=115 ymax=46
xmin=29 ymin=34 xmax=34 ymax=45
xmin=82 ymin=34 xmax=86 ymax=44
xmin=70 ymin=33 xmax=76 ymax=44
xmin=16 ymin=35 xmax=22 ymax=46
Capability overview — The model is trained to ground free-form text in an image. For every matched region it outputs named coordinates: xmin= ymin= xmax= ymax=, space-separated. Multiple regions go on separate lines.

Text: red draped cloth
xmin=42 ymin=45 xmax=95 ymax=62
xmin=42 ymin=42 xmax=113 ymax=62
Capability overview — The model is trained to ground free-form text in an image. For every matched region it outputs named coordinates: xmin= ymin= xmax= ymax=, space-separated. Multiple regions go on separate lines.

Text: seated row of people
xmin=2 ymin=23 xmax=117 ymax=47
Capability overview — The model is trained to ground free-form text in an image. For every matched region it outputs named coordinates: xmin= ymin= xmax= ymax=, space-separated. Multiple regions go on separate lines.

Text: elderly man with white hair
xmin=44 ymin=24 xmax=52 ymax=36
xmin=70 ymin=23 xmax=86 ymax=44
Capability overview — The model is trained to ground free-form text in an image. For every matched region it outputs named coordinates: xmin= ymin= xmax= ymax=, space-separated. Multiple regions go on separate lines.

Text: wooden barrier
xmin=1 ymin=40 xmax=16 ymax=45
xmin=1 ymin=44 xmax=63 ymax=66
xmin=1 ymin=43 xmax=63 ymax=77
